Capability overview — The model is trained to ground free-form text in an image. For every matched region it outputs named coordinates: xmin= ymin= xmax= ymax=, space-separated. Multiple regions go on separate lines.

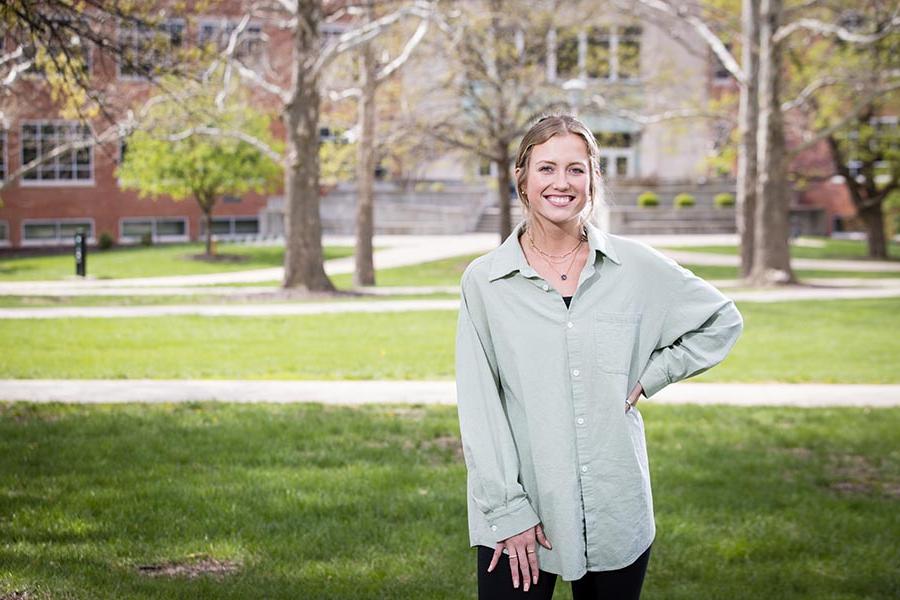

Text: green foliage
xmin=714 ymin=193 xmax=735 ymax=208
xmin=117 ymin=81 xmax=282 ymax=211
xmin=674 ymin=193 xmax=696 ymax=208
xmin=98 ymin=232 xmax=114 ymax=250
xmin=637 ymin=191 xmax=659 ymax=207
xmin=320 ymin=139 xmax=356 ymax=185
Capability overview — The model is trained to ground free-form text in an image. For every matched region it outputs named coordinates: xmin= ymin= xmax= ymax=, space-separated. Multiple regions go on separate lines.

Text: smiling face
xmin=519 ymin=133 xmax=591 ymax=229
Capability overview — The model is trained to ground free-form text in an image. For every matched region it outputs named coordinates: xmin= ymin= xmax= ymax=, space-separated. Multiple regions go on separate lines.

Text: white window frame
xmin=117 ymin=18 xmax=185 ymax=80
xmin=550 ymin=24 xmax=642 ymax=84
xmin=201 ymin=216 xmax=261 ymax=239
xmin=198 ymin=17 xmax=264 ymax=65
xmin=0 ymin=220 xmax=9 ymax=247
xmin=19 ymin=120 xmax=94 ymax=187
xmin=118 ymin=216 xmax=190 ymax=244
xmin=21 ymin=218 xmax=95 ymax=247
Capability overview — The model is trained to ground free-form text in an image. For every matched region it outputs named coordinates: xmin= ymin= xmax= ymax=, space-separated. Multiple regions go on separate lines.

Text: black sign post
xmin=74 ymin=232 xmax=87 ymax=277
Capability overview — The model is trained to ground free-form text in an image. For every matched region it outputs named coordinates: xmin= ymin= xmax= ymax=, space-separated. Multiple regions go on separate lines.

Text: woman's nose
xmin=553 ymin=171 xmax=569 ymax=189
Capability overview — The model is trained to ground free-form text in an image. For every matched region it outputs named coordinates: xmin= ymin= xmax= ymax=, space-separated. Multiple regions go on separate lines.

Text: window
xmin=585 ymin=26 xmax=611 ymax=79
xmin=617 ymin=26 xmax=641 ymax=80
xmin=594 ymin=131 xmax=637 ymax=179
xmin=120 ymin=217 xmax=188 ymax=242
xmin=522 ymin=25 xmax=549 ymax=71
xmin=23 ymin=19 xmax=91 ymax=77
xmin=0 ymin=221 xmax=8 ymax=245
xmin=201 ymin=216 xmax=260 ymax=237
xmin=23 ymin=219 xmax=93 ymax=244
xmin=844 ymin=116 xmax=898 ymax=185
xmin=555 ymin=25 xmax=641 ymax=82
xmin=21 ymin=121 xmax=93 ymax=183
xmin=555 ymin=27 xmax=580 ymax=80
xmin=119 ymin=19 xmax=184 ymax=78
xmin=198 ymin=19 xmax=263 ymax=65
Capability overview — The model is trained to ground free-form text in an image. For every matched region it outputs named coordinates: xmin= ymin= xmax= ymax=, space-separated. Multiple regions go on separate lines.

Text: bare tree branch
xmin=376 ymin=16 xmax=429 ymax=82
xmin=632 ymin=0 xmax=746 ymax=85
xmin=789 ymin=81 xmax=900 ymax=156
xmin=313 ymin=0 xmax=436 ymax=76
xmin=774 ymin=17 xmax=900 ymax=44
xmin=166 ymin=126 xmax=285 ymax=165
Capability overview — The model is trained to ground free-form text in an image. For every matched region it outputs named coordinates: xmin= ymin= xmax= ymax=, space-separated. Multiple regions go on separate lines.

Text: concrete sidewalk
xmin=0 ymin=380 xmax=897 ymax=407
xmin=1 ymin=279 xmax=899 ymax=319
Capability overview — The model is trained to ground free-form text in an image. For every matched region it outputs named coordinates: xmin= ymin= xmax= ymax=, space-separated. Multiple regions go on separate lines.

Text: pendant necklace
xmin=527 ymin=226 xmax=588 ymax=280
xmin=540 ymin=239 xmax=584 ymax=280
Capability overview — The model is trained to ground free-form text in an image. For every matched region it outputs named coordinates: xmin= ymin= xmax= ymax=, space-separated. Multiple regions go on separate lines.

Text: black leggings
xmin=476 ymin=544 xmax=651 ymax=600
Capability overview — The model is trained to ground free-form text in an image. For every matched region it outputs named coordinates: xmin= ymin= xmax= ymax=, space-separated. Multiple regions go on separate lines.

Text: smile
xmin=544 ymin=195 xmax=575 ymax=207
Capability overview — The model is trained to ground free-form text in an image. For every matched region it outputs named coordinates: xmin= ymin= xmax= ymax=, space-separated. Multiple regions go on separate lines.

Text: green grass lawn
xmin=0 ymin=244 xmax=355 ymax=281
xmin=662 ymin=236 xmax=900 ymax=260
xmin=681 ymin=265 xmax=900 ymax=280
xmin=0 ymin=298 xmax=897 ymax=383
xmin=0 ymin=402 xmax=896 ymax=599
xmin=0 ymin=292 xmax=459 ymax=309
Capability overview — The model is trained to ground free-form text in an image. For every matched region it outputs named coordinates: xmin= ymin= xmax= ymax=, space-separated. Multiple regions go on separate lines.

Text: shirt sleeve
xmin=455 ymin=273 xmax=540 ymax=542
xmin=638 ymin=260 xmax=744 ymax=399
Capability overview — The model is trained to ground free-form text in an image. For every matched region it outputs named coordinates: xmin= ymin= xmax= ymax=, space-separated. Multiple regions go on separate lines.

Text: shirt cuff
xmin=639 ymin=358 xmax=670 ymax=399
xmin=485 ymin=496 xmax=540 ymax=542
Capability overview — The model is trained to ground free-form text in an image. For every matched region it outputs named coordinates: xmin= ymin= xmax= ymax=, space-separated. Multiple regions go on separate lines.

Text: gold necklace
xmin=527 ymin=228 xmax=584 ymax=260
xmin=539 ymin=239 xmax=584 ymax=281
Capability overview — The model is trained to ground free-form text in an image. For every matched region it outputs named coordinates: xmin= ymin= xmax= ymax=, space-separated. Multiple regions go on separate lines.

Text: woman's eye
xmin=570 ymin=168 xmax=585 ymax=174
xmin=538 ymin=166 xmax=553 ymax=173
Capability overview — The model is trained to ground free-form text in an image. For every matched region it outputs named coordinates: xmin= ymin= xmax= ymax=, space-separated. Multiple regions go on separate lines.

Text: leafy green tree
xmin=117 ymin=85 xmax=282 ymax=256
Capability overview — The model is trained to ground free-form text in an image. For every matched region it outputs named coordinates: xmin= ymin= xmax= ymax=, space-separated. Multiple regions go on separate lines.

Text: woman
xmin=455 ymin=115 xmax=743 ymax=599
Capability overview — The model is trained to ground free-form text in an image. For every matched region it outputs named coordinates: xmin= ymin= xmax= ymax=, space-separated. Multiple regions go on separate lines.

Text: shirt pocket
xmin=593 ymin=311 xmax=641 ymax=375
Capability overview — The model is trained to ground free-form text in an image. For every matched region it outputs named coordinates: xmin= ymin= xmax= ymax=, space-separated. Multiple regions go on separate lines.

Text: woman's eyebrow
xmin=535 ymin=159 xmax=588 ymax=166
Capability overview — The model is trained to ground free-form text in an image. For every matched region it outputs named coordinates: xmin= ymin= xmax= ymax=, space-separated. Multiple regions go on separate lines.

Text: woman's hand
xmin=487 ymin=523 xmax=553 ymax=591
xmin=625 ymin=382 xmax=644 ymax=413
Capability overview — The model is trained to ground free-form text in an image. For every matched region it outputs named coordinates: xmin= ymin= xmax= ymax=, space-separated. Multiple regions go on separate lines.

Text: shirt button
xmin=567 ymin=321 xmax=574 ymax=328
xmin=491 ymin=525 xmax=497 ymax=531
xmin=576 ymin=417 xmax=584 ymax=425
xmin=572 ymin=369 xmax=580 ymax=377
xmin=542 ymin=284 xmax=549 ymax=291
xmin=581 ymin=465 xmax=589 ymax=473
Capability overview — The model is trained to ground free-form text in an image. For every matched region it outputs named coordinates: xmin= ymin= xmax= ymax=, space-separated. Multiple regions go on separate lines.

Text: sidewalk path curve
xmin=1 ymin=280 xmax=899 ymax=319
xmin=0 ymin=380 xmax=897 ymax=407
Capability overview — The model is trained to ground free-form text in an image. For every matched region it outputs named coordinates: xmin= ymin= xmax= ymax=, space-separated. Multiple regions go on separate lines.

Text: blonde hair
xmin=514 ymin=114 xmax=603 ymax=227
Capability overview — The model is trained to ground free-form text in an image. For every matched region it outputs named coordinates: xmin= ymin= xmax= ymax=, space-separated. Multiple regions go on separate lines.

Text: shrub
xmin=98 ymin=232 xmax=115 ymax=250
xmin=674 ymin=193 xmax=696 ymax=208
xmin=637 ymin=191 xmax=659 ymax=208
xmin=140 ymin=232 xmax=153 ymax=247
xmin=714 ymin=192 xmax=736 ymax=208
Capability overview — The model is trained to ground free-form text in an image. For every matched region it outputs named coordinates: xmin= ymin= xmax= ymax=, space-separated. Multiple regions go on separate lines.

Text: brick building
xmin=1 ymin=3 xmax=876 ymax=250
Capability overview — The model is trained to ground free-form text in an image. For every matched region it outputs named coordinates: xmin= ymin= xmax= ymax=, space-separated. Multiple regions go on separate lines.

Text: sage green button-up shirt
xmin=455 ymin=219 xmax=743 ymax=581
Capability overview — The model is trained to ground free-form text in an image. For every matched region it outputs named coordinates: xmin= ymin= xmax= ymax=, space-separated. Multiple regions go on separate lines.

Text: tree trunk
xmin=282 ymin=0 xmax=334 ymax=292
xmin=203 ymin=207 xmax=214 ymax=257
xmin=495 ymin=147 xmax=513 ymax=240
xmin=859 ymin=204 xmax=888 ymax=259
xmin=354 ymin=18 xmax=377 ymax=288
xmin=749 ymin=0 xmax=795 ymax=286
xmin=737 ymin=0 xmax=760 ymax=279
xmin=824 ymin=133 xmax=889 ymax=260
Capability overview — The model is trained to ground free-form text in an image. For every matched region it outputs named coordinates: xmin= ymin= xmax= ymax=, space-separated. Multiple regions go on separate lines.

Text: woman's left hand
xmin=625 ymin=382 xmax=644 ymax=413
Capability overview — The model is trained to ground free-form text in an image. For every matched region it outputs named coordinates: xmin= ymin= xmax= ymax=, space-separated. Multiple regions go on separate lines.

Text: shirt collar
xmin=488 ymin=219 xmax=621 ymax=282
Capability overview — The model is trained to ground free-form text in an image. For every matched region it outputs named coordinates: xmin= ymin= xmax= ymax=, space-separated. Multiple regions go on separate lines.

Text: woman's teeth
xmin=545 ymin=195 xmax=574 ymax=207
